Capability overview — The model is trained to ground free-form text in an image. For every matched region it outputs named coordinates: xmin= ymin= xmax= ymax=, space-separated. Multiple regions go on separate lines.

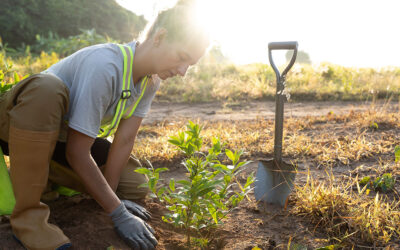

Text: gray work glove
xmin=110 ymin=203 xmax=157 ymax=250
xmin=121 ymin=200 xmax=151 ymax=221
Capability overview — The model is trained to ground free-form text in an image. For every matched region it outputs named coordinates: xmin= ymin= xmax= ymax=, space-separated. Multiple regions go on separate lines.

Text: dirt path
xmin=145 ymin=100 xmax=399 ymax=124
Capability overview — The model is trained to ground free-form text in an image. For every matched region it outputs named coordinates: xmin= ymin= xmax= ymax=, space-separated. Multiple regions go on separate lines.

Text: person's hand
xmin=110 ymin=203 xmax=157 ymax=249
xmin=121 ymin=200 xmax=151 ymax=221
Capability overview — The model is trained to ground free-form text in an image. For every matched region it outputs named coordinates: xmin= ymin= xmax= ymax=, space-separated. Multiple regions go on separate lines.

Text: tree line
xmin=0 ymin=0 xmax=146 ymax=48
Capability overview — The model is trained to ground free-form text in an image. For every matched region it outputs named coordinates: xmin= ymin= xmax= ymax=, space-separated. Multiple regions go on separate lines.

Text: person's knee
xmin=116 ymin=156 xmax=150 ymax=200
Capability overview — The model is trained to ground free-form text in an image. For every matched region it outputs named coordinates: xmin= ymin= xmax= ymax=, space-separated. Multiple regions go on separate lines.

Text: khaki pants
xmin=0 ymin=73 xmax=149 ymax=200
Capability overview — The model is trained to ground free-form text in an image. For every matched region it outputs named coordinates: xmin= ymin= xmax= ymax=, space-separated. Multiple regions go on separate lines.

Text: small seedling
xmin=395 ymin=145 xmax=400 ymax=162
xmin=369 ymin=122 xmax=378 ymax=130
xmin=136 ymin=121 xmax=254 ymax=248
xmin=359 ymin=173 xmax=395 ymax=193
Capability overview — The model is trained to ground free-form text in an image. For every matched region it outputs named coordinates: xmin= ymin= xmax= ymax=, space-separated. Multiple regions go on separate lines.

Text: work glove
xmin=121 ymin=200 xmax=151 ymax=221
xmin=110 ymin=202 xmax=157 ymax=250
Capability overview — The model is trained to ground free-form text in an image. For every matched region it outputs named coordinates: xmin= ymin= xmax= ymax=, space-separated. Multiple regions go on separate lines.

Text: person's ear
xmin=153 ymin=28 xmax=167 ymax=47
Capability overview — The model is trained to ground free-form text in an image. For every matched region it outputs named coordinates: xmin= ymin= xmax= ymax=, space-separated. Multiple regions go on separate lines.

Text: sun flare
xmin=195 ymin=0 xmax=271 ymax=64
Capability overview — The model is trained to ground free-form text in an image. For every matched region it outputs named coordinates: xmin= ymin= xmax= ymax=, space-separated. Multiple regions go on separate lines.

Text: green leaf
xmin=177 ymin=180 xmax=191 ymax=186
xmin=148 ymin=177 xmax=157 ymax=192
xmin=13 ymin=72 xmax=20 ymax=83
xmin=224 ymin=175 xmax=231 ymax=185
xmin=157 ymin=187 xmax=167 ymax=197
xmin=369 ymin=122 xmax=378 ymax=130
xmin=155 ymin=167 xmax=168 ymax=173
xmin=168 ymin=137 xmax=182 ymax=146
xmin=359 ymin=176 xmax=371 ymax=186
xmin=225 ymin=149 xmax=235 ymax=162
xmin=395 ymin=145 xmax=400 ymax=162
xmin=207 ymin=204 xmax=218 ymax=224
xmin=373 ymin=173 xmax=395 ymax=192
xmin=137 ymin=183 xmax=149 ymax=188
xmin=244 ymin=173 xmax=255 ymax=188
xmin=196 ymin=187 xmax=215 ymax=197
xmin=134 ymin=168 xmax=152 ymax=175
xmin=169 ymin=178 xmax=175 ymax=191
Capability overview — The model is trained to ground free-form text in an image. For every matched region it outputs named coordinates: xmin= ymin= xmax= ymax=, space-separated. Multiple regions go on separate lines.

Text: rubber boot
xmin=9 ymin=126 xmax=71 ymax=250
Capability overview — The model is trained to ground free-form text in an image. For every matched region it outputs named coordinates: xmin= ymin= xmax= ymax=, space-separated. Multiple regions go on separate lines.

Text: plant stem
xmin=185 ymin=207 xmax=192 ymax=248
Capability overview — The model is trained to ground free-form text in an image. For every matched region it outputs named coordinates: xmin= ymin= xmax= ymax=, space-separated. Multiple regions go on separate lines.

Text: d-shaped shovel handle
xmin=268 ymin=41 xmax=298 ymax=82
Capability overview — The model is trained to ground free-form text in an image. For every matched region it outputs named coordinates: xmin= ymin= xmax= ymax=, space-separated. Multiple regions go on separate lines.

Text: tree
xmin=286 ymin=50 xmax=311 ymax=64
xmin=0 ymin=0 xmax=147 ymax=48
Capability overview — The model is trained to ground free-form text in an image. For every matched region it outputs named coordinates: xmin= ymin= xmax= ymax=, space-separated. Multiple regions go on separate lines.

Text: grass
xmin=134 ymin=106 xmax=400 ymax=168
xmin=133 ymin=105 xmax=400 ymax=248
xmin=291 ymin=170 xmax=400 ymax=247
xmin=1 ymin=47 xmax=400 ymax=102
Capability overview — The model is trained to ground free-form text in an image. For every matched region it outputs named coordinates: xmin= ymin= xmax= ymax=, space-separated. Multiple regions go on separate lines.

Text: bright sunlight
xmin=118 ymin=0 xmax=400 ymax=68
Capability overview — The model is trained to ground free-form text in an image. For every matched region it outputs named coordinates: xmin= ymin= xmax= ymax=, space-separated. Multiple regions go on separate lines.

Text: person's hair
xmin=139 ymin=0 xmax=208 ymax=46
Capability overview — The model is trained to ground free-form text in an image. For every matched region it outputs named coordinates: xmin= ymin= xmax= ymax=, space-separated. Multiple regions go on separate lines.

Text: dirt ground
xmin=144 ymin=100 xmax=398 ymax=125
xmin=1 ymin=100 xmax=399 ymax=250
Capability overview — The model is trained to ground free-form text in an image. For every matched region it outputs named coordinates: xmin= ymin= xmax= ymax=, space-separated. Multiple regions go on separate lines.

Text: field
xmin=1 ymin=99 xmax=399 ymax=249
xmin=1 ymin=42 xmax=400 ymax=249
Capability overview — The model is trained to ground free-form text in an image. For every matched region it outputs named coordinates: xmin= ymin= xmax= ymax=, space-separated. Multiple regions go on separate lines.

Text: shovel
xmin=254 ymin=41 xmax=298 ymax=206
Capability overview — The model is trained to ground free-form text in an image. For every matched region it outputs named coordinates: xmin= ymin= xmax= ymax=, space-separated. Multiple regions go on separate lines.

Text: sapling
xmin=135 ymin=121 xmax=254 ymax=247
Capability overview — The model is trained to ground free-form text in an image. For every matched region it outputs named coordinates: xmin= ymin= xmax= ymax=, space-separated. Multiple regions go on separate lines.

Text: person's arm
xmin=65 ymin=128 xmax=120 ymax=213
xmin=103 ymin=115 xmax=143 ymax=192
xmin=66 ymin=126 xmax=157 ymax=249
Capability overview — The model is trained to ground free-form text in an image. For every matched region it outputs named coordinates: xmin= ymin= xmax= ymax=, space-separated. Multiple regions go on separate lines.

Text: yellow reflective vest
xmin=98 ymin=45 xmax=149 ymax=138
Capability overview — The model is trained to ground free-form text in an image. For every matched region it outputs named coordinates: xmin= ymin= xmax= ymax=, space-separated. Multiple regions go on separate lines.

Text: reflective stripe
xmin=123 ymin=76 xmax=148 ymax=119
xmin=98 ymin=44 xmax=148 ymax=138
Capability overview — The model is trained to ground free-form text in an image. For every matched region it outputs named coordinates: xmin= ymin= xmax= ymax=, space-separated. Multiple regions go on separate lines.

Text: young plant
xmin=359 ymin=173 xmax=396 ymax=193
xmin=135 ymin=120 xmax=254 ymax=247
xmin=395 ymin=145 xmax=400 ymax=163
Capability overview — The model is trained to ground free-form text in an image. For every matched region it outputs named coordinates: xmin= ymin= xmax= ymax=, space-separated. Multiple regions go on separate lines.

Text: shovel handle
xmin=268 ymin=41 xmax=298 ymax=50
xmin=268 ymin=41 xmax=298 ymax=80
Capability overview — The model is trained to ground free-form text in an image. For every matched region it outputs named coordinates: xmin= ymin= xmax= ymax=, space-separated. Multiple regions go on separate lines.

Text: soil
xmin=1 ymin=100 xmax=399 ymax=250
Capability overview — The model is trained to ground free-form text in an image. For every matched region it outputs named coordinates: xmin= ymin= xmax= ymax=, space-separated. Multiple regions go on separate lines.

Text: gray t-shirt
xmin=43 ymin=42 xmax=160 ymax=141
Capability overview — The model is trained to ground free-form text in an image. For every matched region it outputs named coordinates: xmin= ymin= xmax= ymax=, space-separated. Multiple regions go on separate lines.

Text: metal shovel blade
xmin=254 ymin=159 xmax=296 ymax=206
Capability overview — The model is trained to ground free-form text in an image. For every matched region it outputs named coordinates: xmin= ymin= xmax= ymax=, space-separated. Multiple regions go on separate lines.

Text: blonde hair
xmin=139 ymin=0 xmax=208 ymax=45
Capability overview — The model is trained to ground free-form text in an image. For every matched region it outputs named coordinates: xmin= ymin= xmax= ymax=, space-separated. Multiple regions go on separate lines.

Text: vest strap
xmin=98 ymin=44 xmax=149 ymax=138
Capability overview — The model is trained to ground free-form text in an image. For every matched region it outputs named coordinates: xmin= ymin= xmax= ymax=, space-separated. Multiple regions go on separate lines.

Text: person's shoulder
xmin=83 ymin=43 xmax=121 ymax=60
xmin=149 ymin=75 xmax=161 ymax=90
xmin=77 ymin=43 xmax=123 ymax=71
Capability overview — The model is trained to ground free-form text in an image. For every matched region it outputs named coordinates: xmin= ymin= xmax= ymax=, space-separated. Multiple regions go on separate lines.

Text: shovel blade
xmin=254 ymin=159 xmax=296 ymax=206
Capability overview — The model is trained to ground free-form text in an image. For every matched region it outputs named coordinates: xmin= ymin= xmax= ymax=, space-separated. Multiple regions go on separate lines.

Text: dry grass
xmin=291 ymin=170 xmax=400 ymax=247
xmin=134 ymin=107 xmax=400 ymax=169
xmin=133 ymin=106 xmax=400 ymax=247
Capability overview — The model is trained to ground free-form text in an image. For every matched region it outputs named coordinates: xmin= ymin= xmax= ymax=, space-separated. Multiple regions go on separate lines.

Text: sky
xmin=117 ymin=0 xmax=400 ymax=68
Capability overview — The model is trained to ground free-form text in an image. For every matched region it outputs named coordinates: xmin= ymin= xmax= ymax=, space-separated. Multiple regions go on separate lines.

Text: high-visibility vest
xmin=98 ymin=44 xmax=149 ymax=138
